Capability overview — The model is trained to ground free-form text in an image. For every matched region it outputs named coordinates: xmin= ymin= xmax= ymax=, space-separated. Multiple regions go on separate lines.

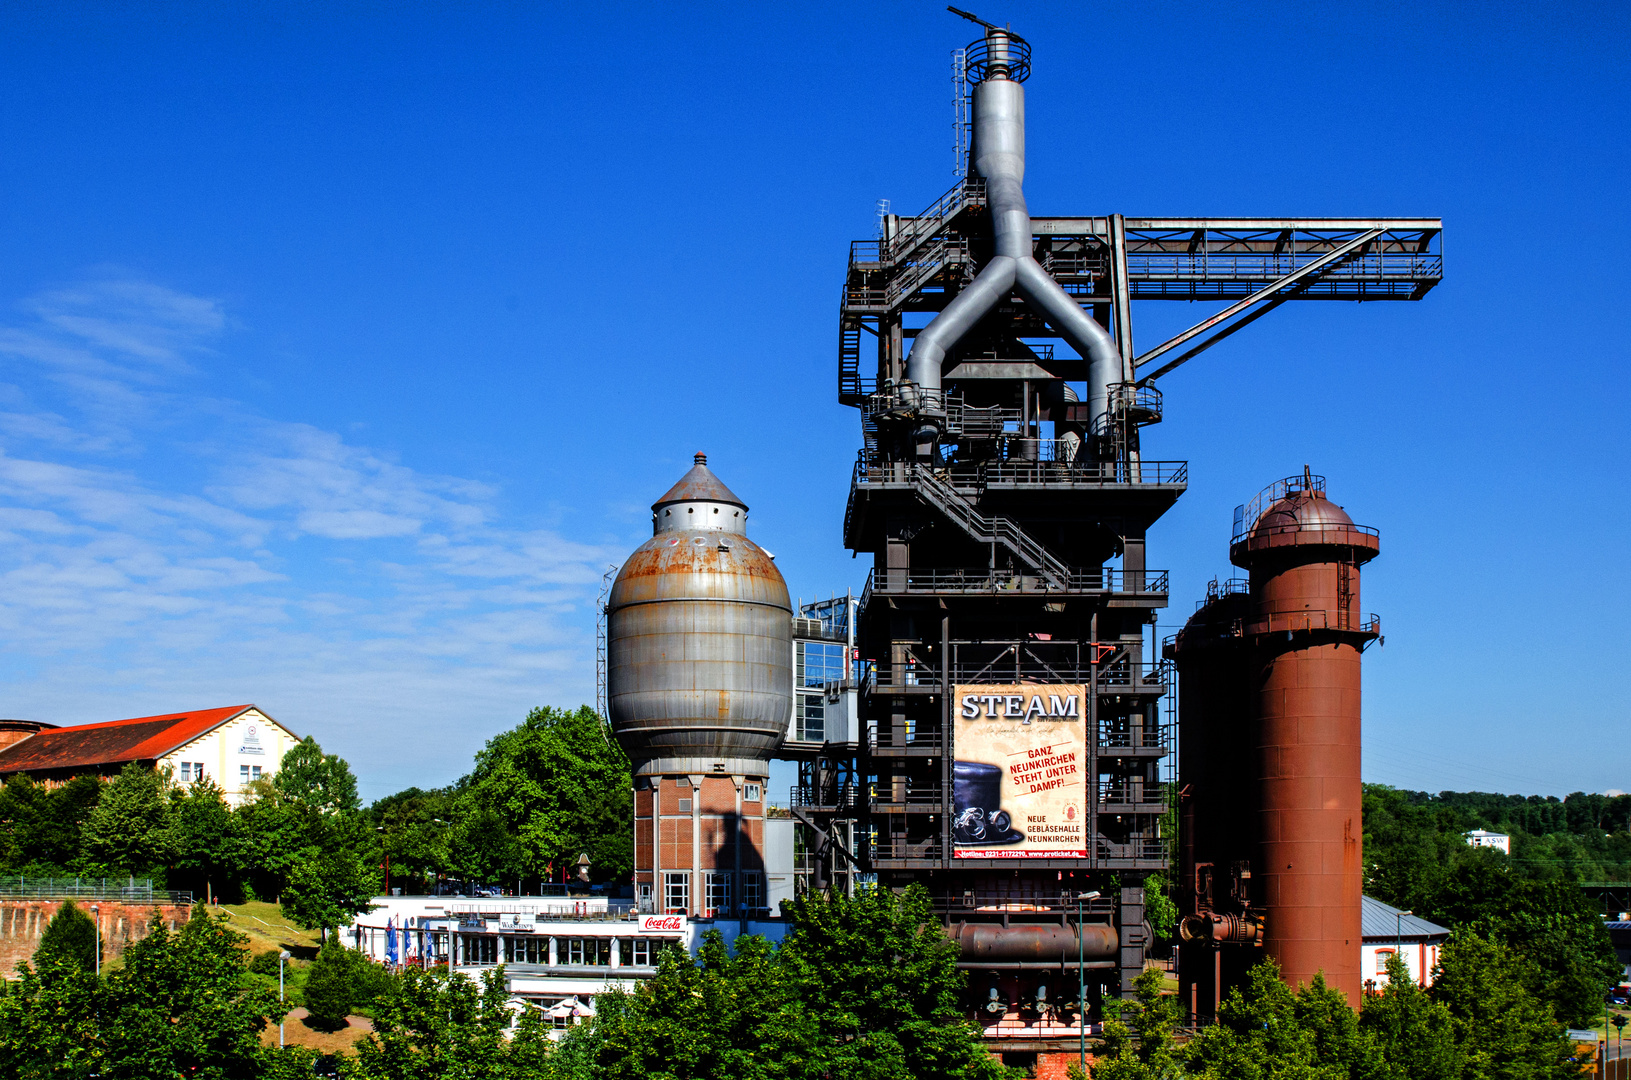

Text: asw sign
xmin=953 ymin=684 xmax=1087 ymax=859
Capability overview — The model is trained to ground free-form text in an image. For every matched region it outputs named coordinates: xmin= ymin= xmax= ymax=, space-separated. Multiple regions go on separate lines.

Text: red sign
xmin=638 ymin=914 xmax=687 ymax=934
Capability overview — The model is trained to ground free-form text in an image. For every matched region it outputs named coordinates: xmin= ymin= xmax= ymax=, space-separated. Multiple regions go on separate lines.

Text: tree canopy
xmin=1364 ymin=784 xmax=1621 ymax=1026
xmin=452 ymin=705 xmax=633 ymax=886
xmin=0 ymin=906 xmax=316 ymax=1078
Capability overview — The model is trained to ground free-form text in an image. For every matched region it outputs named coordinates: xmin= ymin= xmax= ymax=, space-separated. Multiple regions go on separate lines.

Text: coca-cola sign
xmin=638 ymin=914 xmax=687 ymax=934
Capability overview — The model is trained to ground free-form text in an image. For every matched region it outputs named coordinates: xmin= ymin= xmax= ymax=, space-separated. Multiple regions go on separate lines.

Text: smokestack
xmin=905 ymin=25 xmax=1124 ymax=455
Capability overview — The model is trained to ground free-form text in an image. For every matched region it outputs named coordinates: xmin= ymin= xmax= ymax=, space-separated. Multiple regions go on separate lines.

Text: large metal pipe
xmin=908 ymin=30 xmax=1121 ymax=445
xmin=948 ymin=922 xmax=1119 ymax=964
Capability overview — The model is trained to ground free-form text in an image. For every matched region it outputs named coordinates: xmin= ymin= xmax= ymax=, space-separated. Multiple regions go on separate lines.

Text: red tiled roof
xmin=0 ymin=705 xmax=260 ymax=775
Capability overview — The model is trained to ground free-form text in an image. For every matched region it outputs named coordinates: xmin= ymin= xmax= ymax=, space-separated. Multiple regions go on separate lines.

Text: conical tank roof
xmin=652 ymin=452 xmax=747 ymax=510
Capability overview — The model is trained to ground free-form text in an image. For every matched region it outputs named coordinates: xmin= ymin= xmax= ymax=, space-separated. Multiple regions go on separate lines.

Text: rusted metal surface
xmin=948 ymin=921 xmax=1118 ymax=963
xmin=1233 ymin=480 xmax=1379 ymax=1008
xmin=607 ymin=454 xmax=792 ymax=777
xmin=1169 ymin=586 xmax=1258 ymax=1014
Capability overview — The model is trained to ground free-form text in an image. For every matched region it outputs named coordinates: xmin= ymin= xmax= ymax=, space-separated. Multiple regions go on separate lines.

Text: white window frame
xmin=663 ymin=872 xmax=690 ymax=914
xmin=744 ymin=782 xmax=762 ymax=803
xmin=705 ymin=872 xmax=732 ymax=915
xmin=740 ymin=871 xmax=764 ymax=912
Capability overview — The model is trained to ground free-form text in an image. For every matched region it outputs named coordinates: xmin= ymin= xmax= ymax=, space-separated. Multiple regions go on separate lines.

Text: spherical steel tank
xmin=1231 ymin=476 xmax=1379 ymax=1007
xmin=606 ymin=453 xmax=792 ymax=777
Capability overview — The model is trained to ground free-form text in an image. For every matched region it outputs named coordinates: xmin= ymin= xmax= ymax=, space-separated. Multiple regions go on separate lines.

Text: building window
xmin=638 ymin=883 xmax=654 ymax=914
xmin=744 ymin=782 xmax=762 ymax=803
xmin=632 ymin=938 xmax=653 ymax=966
xmin=796 ymin=694 xmax=825 ymax=742
xmin=193 ymin=763 xmax=205 ymax=780
xmin=796 ymin=640 xmax=846 ymax=688
xmin=741 ymin=871 xmax=764 ymax=912
xmin=179 ymin=762 xmax=192 ymax=782
xmin=564 ymin=938 xmax=610 ymax=966
xmin=663 ymin=872 xmax=690 ymax=914
xmin=677 ymin=797 xmax=692 ymax=813
xmin=251 ymin=765 xmax=262 ymax=781
xmin=240 ymin=765 xmax=249 ymax=784
xmin=1375 ymin=948 xmax=1394 ymax=975
xmin=705 ymin=872 xmax=732 ymax=915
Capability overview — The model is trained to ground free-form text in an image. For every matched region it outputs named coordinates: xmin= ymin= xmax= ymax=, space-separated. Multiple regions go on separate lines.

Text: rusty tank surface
xmin=1167 ymin=580 xmax=1259 ymax=1017
xmin=606 ymin=452 xmax=793 ymax=778
xmin=1231 ymin=471 xmax=1380 ymax=1006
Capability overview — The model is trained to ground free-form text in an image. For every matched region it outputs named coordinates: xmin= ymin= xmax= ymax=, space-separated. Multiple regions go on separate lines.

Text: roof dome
xmin=1230 ymin=472 xmax=1379 ymax=567
xmin=1251 ymin=488 xmax=1356 ymax=536
xmin=652 ymin=452 xmax=747 ymax=511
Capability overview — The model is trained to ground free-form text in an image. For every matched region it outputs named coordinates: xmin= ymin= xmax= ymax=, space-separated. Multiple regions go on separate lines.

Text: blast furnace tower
xmin=608 ymin=453 xmax=793 ymax=918
xmin=798 ymin=9 xmax=1438 ymax=1039
xmin=1170 ymin=472 xmax=1380 ymax=1012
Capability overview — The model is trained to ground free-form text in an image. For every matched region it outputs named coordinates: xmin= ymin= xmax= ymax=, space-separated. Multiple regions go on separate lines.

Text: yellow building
xmin=0 ymin=705 xmax=299 ymax=807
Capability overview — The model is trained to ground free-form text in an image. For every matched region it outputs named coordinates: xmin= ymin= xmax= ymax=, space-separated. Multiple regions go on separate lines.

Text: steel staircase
xmin=911 ymin=466 xmax=1070 ymax=588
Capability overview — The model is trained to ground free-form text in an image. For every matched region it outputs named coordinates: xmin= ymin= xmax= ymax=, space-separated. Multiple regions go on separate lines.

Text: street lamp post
xmin=1395 ymin=909 xmax=1412 ymax=985
xmin=1077 ymin=889 xmax=1102 ymax=1079
xmin=89 ymin=905 xmax=99 ymax=976
xmin=278 ymin=950 xmax=291 ymax=1047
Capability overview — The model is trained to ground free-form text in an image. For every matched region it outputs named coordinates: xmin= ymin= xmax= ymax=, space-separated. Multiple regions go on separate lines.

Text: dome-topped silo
xmin=606 ymin=452 xmax=792 ymax=777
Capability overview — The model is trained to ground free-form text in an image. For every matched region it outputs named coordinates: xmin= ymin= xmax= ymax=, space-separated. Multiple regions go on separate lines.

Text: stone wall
xmin=0 ymin=899 xmax=193 ymax=975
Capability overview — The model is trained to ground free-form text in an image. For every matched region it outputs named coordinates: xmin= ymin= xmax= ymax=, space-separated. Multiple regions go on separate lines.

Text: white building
xmin=1464 ymin=829 xmax=1511 ymax=854
xmin=1362 ymin=896 xmax=1450 ymax=988
xmin=343 ymin=892 xmax=794 ymax=1036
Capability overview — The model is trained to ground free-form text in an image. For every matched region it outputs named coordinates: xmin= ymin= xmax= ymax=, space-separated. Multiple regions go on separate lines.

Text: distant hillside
xmin=1365 ymin=785 xmax=1631 ymax=903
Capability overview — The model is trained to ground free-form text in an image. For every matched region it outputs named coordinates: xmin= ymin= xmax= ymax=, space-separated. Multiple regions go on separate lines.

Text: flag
xmin=385 ymin=917 xmax=399 ymax=965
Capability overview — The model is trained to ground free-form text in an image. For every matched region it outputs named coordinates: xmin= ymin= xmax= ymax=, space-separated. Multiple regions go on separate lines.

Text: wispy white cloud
xmin=0 ymin=276 xmax=616 ymax=792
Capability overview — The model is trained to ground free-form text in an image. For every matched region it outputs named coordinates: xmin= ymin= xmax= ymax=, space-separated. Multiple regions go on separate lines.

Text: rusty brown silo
xmin=1167 ymin=581 xmax=1259 ymax=1019
xmin=1229 ymin=471 xmax=1379 ymax=1006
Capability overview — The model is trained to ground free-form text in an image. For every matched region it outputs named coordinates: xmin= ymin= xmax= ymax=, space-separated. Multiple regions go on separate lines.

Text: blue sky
xmin=0 ymin=1 xmax=1626 ymax=801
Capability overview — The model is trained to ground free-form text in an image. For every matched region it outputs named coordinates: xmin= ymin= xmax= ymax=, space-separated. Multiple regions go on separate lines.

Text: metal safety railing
xmin=1096 ymin=780 xmax=1168 ymax=808
xmin=0 ymin=876 xmax=192 ymax=904
xmin=862 ymin=566 xmax=1168 ymax=599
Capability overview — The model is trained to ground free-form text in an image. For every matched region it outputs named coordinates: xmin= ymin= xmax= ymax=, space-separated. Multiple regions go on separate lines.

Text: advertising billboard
xmin=952 ymin=684 xmax=1088 ymax=858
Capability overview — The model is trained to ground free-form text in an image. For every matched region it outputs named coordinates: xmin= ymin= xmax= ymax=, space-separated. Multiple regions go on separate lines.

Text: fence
xmin=0 ymin=876 xmax=192 ymax=904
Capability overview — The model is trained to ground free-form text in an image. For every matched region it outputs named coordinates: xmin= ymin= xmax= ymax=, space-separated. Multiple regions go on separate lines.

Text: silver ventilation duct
xmin=907 ymin=27 xmax=1123 ymax=450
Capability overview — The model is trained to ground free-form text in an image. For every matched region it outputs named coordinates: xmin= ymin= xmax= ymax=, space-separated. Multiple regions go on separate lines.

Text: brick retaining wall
xmin=0 ymin=899 xmax=193 ymax=975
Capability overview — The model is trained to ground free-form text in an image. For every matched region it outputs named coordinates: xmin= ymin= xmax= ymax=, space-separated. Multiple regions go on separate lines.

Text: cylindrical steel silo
xmin=1168 ymin=583 xmax=1258 ymax=1018
xmin=607 ymin=453 xmax=792 ymax=777
xmin=1230 ymin=474 xmax=1379 ymax=1006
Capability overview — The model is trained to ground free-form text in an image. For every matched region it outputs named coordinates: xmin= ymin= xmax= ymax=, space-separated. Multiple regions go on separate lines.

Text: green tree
xmin=458 ymin=706 xmax=632 ymax=885
xmin=273 ymin=737 xmax=362 ymax=815
xmin=1358 ymin=954 xmax=1460 ymax=1080
xmin=34 ymin=900 xmax=98 ymax=973
xmin=1182 ymin=960 xmax=1348 ymax=1080
xmin=775 ymin=884 xmax=1011 ymax=1079
xmin=586 ymin=931 xmax=817 ymax=1078
xmin=1429 ymin=931 xmax=1576 ymax=1080
xmin=0 ymin=950 xmax=106 ymax=1077
xmin=303 ymin=937 xmax=356 ymax=1031
xmin=234 ymin=785 xmax=313 ymax=900
xmin=343 ymin=965 xmax=552 ymax=1080
xmin=370 ymin=787 xmax=453 ymax=893
xmin=281 ymin=839 xmax=380 ymax=936
xmin=168 ymin=776 xmax=239 ymax=903
xmin=1426 ymin=856 xmax=1618 ymax=1027
xmin=79 ymin=762 xmax=171 ymax=873
xmin=1093 ymin=966 xmax=1185 ymax=1080
xmin=0 ymin=905 xmax=314 ymax=1079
